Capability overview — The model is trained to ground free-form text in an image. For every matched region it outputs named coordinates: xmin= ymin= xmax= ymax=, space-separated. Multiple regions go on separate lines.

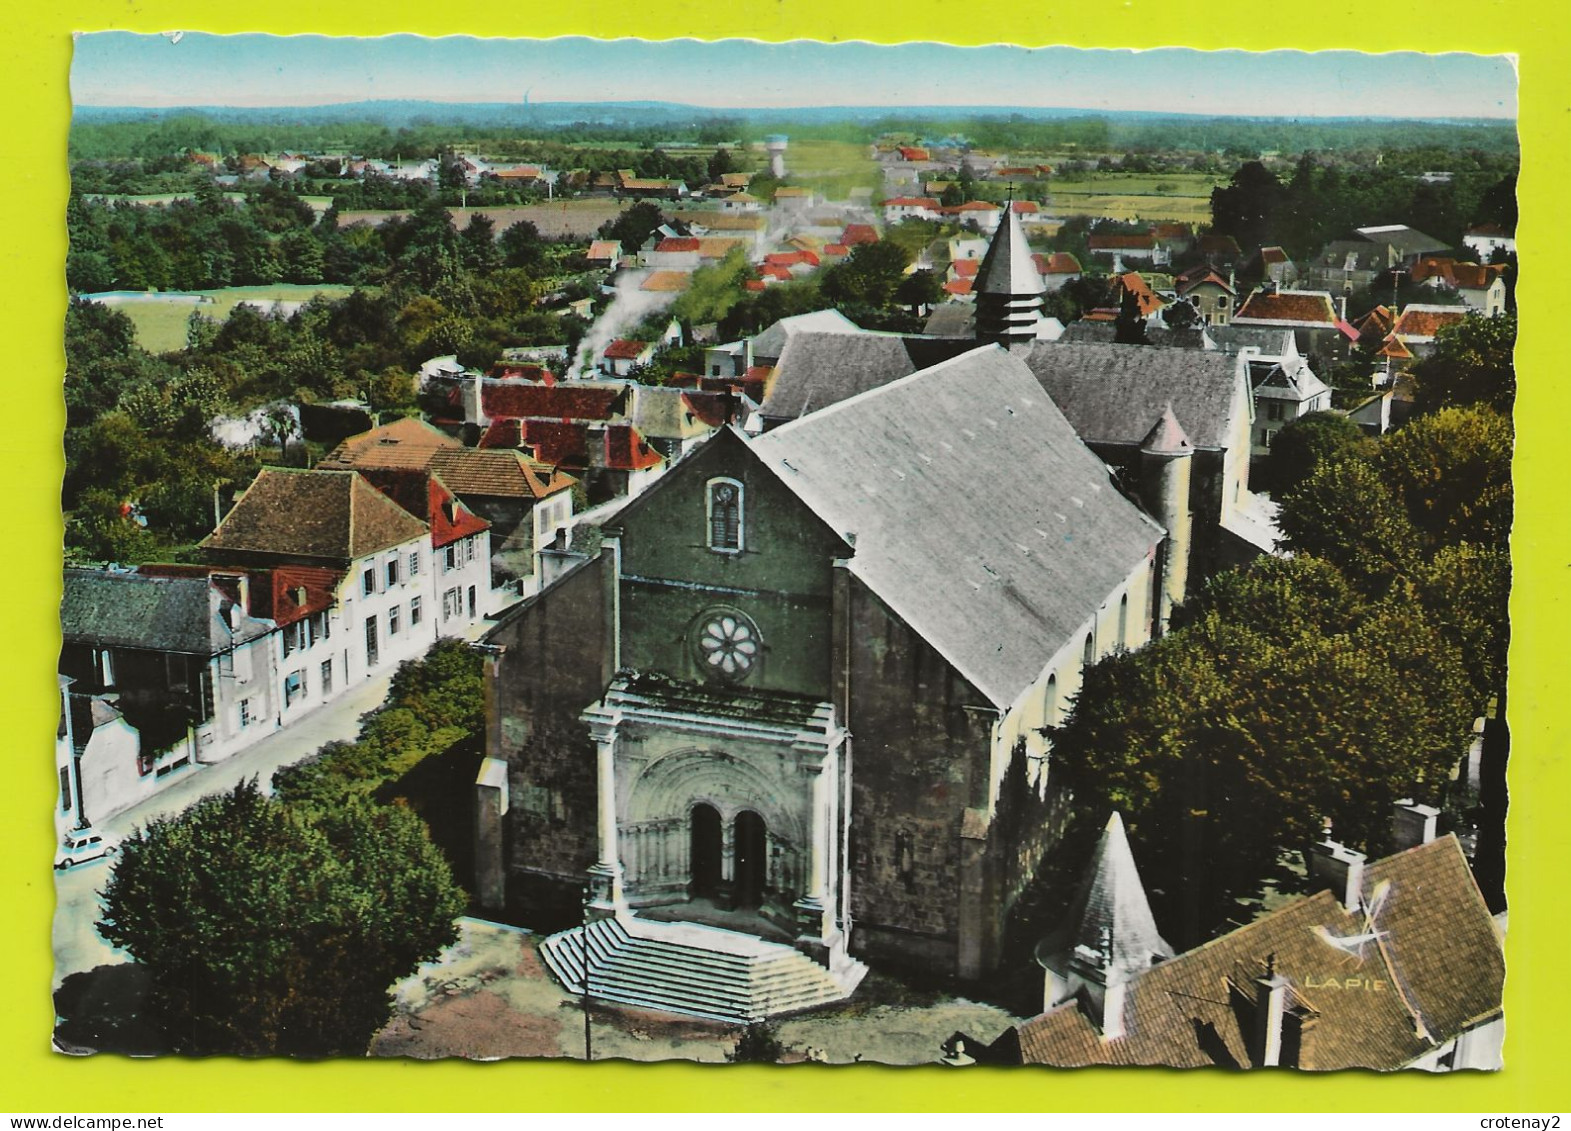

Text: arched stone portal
xmin=690 ymin=803 xmax=723 ymax=899
xmin=733 ymin=810 xmax=768 ymax=909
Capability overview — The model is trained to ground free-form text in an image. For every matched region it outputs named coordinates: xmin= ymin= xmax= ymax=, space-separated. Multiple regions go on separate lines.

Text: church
xmin=472 ymin=336 xmax=1202 ymax=1005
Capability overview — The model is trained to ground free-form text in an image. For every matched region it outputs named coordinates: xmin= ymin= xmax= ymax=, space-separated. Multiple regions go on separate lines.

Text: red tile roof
xmin=1016 ymin=837 xmax=1502 ymax=1070
xmin=655 ymin=237 xmax=700 ymax=253
xmin=586 ymin=240 xmax=622 ymax=262
xmin=743 ymin=280 xmax=767 ymax=292
xmin=765 ymin=250 xmax=820 ymax=269
xmin=603 ymin=423 xmax=663 ymax=471
xmin=202 ymin=469 xmax=428 ymax=563
xmin=944 ymin=278 xmax=974 ymax=296
xmin=948 ymin=201 xmax=1000 ymax=213
xmin=1260 ymin=245 xmax=1290 ymax=266
xmin=896 ymin=146 xmax=930 ymax=161
xmin=1392 ymin=306 xmax=1469 ymax=340
xmin=640 ymin=271 xmax=691 ymax=293
xmin=1234 ymin=290 xmax=1339 ymax=326
xmin=1010 ymin=200 xmax=1041 ymax=215
xmin=480 ymin=381 xmax=624 ymax=421
xmin=1033 ymin=252 xmax=1082 ymax=275
xmin=1151 ymin=222 xmax=1193 ymax=240
xmin=489 ymin=363 xmax=555 ymax=383
xmin=1115 ymin=272 xmax=1164 ymax=316
xmin=1449 ymin=263 xmax=1504 ymax=289
xmin=823 ymin=243 xmax=850 ymax=257
xmin=1089 ymin=233 xmax=1157 ymax=251
xmin=357 ymin=467 xmax=490 ymax=549
xmin=884 ymin=196 xmax=941 ymax=209
xmin=603 ymin=339 xmax=650 ymax=362
xmin=841 ymin=224 xmax=879 ymax=246
xmin=518 ymin=419 xmax=590 ymax=468
xmin=681 ymin=391 xmax=731 ymax=428
xmin=951 ymin=259 xmax=980 ymax=278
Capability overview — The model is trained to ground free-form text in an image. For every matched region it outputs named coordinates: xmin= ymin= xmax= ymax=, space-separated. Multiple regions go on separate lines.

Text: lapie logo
xmin=1302 ymin=975 xmax=1390 ymax=991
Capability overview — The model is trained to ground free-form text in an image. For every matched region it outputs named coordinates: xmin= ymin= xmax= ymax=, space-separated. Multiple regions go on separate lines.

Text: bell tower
xmin=974 ymin=204 xmax=1046 ymax=351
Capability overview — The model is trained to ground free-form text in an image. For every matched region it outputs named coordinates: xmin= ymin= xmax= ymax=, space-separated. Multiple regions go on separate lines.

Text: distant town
xmin=56 ymin=55 xmax=1513 ymax=1069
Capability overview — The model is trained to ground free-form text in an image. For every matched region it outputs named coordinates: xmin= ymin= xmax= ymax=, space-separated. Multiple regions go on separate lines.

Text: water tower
xmin=765 ymin=134 xmax=788 ymax=178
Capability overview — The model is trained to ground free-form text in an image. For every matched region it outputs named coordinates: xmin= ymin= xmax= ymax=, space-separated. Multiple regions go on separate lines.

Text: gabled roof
xmin=202 ymin=468 xmax=428 ymax=563
xmin=654 ymin=237 xmax=700 ymax=253
xmin=318 ymin=416 xmax=461 ymax=471
xmin=752 ymin=347 xmax=1160 ymax=709
xmin=1392 ymin=304 xmax=1469 ymax=341
xmin=1234 ymin=289 xmax=1340 ymax=327
xmin=841 ymin=224 xmax=879 ymax=246
xmin=884 ymin=196 xmax=941 ymax=209
xmin=481 ymin=381 xmax=624 ymax=421
xmin=1023 ymin=341 xmax=1247 ymax=452
xmin=603 ymin=339 xmax=651 ymax=361
xmin=1089 ymin=233 xmax=1157 ymax=251
xmin=641 ymin=271 xmax=691 ymax=293
xmin=1176 ymin=268 xmax=1234 ymax=297
xmin=1017 ymin=836 xmax=1503 ymax=1070
xmin=137 ymin=562 xmax=342 ymax=628
xmin=1355 ymin=224 xmax=1449 ymax=257
xmin=602 ymin=423 xmax=663 ymax=471
xmin=1039 ymin=812 xmax=1175 ymax=984
xmin=976 ymin=207 xmax=1046 ymax=297
xmin=356 ymin=467 xmax=490 ymax=549
xmin=750 ymin=308 xmax=861 ymax=362
xmin=757 ymin=330 xmax=972 ymax=421
xmin=1034 ymin=252 xmax=1082 ymax=276
xmin=587 ymin=239 xmax=623 ymax=261
xmin=62 ymin=568 xmax=272 ymax=655
xmin=429 ymin=447 xmax=571 ymax=499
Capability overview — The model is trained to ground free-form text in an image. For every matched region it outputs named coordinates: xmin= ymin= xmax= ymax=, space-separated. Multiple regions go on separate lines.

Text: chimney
xmin=1251 ymin=963 xmax=1292 ymax=1068
xmin=1306 ymin=835 xmax=1367 ymax=912
xmin=1391 ymin=798 xmax=1441 ymax=852
xmin=461 ymin=370 xmax=488 ymax=428
xmin=1067 ymin=929 xmax=1128 ymax=1040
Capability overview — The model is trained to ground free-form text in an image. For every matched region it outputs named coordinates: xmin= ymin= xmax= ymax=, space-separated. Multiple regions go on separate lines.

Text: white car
xmin=54 ymin=830 xmax=117 ymax=870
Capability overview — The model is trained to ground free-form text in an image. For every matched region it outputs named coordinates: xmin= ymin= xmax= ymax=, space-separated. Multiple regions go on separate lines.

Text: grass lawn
xmin=337 ymin=199 xmax=633 ymax=240
xmin=1048 ymin=190 xmax=1215 ymax=224
xmin=103 ymin=284 xmax=357 ymax=352
xmin=781 ymin=140 xmax=881 ymax=201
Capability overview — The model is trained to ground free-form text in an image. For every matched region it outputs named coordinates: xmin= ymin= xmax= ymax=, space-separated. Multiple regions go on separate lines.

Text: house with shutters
xmin=200 ymin=467 xmax=489 ymax=704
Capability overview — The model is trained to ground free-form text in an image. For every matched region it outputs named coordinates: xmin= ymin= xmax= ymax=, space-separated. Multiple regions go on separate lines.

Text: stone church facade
xmin=476 ymin=347 xmax=1174 ymax=983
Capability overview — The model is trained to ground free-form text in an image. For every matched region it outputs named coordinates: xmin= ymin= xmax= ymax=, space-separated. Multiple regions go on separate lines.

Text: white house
xmin=1462 ymin=224 xmax=1515 ymax=260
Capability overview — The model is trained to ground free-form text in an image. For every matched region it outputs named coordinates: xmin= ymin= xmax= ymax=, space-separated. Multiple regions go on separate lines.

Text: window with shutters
xmin=707 ymin=478 xmax=743 ymax=553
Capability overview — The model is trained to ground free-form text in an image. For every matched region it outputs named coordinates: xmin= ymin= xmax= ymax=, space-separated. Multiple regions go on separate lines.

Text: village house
xmin=1463 ymin=223 xmax=1515 ymax=260
xmin=1232 ymin=287 xmax=1357 ymax=366
xmin=1244 ymin=334 xmax=1332 ymax=457
xmin=995 ymin=818 xmax=1503 ymax=1071
xmin=1175 ymin=265 xmax=1237 ymax=326
xmin=882 ymin=196 xmax=943 ymax=224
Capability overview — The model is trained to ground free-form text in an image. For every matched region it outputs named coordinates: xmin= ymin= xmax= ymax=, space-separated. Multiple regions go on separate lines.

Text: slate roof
xmin=923 ymin=303 xmax=977 ymax=339
xmin=1023 ymin=341 xmax=1247 ymax=451
xmin=1038 ymin=813 xmax=1175 ymax=985
xmin=1017 ymin=836 xmax=1503 ymax=1070
xmin=1356 ymin=224 xmax=1450 ymax=258
xmin=628 ymin=384 xmax=727 ymax=440
xmin=62 ymin=568 xmax=272 ymax=655
xmin=757 ymin=330 xmax=972 ymax=422
xmin=750 ymin=308 xmax=861 ymax=363
xmin=202 ymin=468 xmax=428 ymax=563
xmin=1205 ymin=325 xmax=1299 ymax=357
xmin=1252 ymin=358 xmax=1331 ymax=403
xmin=752 ymin=346 xmax=1160 ymax=709
xmin=977 ymin=208 xmax=1046 ymax=297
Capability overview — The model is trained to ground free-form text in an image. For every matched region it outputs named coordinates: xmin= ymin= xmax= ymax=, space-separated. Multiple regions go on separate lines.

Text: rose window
xmin=696 ymin=613 xmax=759 ymax=680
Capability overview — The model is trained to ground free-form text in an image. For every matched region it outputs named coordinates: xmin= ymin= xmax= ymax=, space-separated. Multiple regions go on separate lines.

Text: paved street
xmin=53 ymin=661 xmax=429 ymax=989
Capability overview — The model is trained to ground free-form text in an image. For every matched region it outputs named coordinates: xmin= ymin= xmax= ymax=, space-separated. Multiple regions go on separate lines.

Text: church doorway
xmin=733 ymin=810 xmax=768 ymax=909
xmin=690 ymin=803 xmax=722 ymax=899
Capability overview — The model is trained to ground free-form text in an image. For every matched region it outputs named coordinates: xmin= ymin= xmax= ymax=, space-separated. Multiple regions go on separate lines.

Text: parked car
xmin=54 ymin=830 xmax=117 ymax=870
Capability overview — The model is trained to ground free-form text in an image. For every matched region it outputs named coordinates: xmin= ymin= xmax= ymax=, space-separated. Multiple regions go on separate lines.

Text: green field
xmin=780 ymin=140 xmax=881 ymax=201
xmin=98 ymin=284 xmax=357 ymax=352
xmin=1040 ymin=170 xmax=1222 ymax=224
xmin=85 ymin=193 xmax=335 ymax=213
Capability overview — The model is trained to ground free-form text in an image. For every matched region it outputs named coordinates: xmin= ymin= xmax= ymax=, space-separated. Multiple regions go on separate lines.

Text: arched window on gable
xmin=1082 ymin=631 xmax=1095 ymax=667
xmin=1043 ymin=674 xmax=1058 ymax=728
xmin=1117 ymin=593 xmax=1129 ymax=649
xmin=707 ymin=478 xmax=744 ymax=553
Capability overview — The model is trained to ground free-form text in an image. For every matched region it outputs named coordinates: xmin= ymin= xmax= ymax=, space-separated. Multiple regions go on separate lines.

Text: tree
xmin=706 ymin=147 xmax=735 ymax=184
xmin=1209 ymin=161 xmax=1285 ymax=254
xmin=1410 ymin=311 xmax=1515 ymax=415
xmin=1375 ymin=405 xmax=1512 ymax=550
xmin=497 ymin=218 xmax=544 ymax=270
xmin=895 ymin=268 xmax=943 ymax=315
xmin=99 ymin=781 xmax=465 ymax=1056
xmin=460 ymin=213 xmax=499 ymax=274
xmin=819 ymin=240 xmax=910 ymax=311
xmin=1263 ymin=410 xmax=1376 ymax=501
xmin=1052 ymin=556 xmax=1474 ymax=943
xmin=1113 ymin=286 xmax=1149 ymax=346
xmin=597 ymin=201 xmax=666 ymax=254
xmin=1275 ymin=457 xmax=1423 ymax=596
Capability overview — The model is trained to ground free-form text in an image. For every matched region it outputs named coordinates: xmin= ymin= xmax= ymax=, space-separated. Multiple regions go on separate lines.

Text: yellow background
xmin=2 ymin=0 xmax=1564 ymax=1113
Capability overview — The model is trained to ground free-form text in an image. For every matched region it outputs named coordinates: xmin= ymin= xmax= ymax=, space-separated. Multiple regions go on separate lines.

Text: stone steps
xmin=539 ymin=915 xmax=866 ymax=1024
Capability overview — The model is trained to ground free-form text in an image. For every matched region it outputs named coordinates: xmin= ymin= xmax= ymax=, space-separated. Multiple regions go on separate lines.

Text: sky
xmin=70 ymin=34 xmax=1518 ymax=120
